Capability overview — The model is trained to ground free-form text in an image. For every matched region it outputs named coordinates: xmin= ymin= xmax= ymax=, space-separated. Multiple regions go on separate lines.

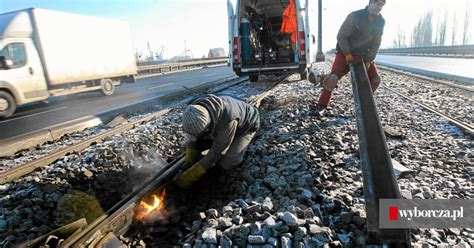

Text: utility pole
xmin=147 ymin=42 xmax=154 ymax=62
xmin=184 ymin=40 xmax=187 ymax=60
xmin=182 ymin=40 xmax=192 ymax=60
xmin=316 ymin=0 xmax=325 ymax=62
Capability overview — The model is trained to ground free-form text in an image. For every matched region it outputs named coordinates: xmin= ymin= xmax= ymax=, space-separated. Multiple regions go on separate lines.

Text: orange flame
xmin=135 ymin=189 xmax=166 ymax=222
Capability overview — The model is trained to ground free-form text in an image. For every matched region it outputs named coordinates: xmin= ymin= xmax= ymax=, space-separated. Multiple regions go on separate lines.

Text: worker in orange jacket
xmin=281 ymin=0 xmax=297 ymax=43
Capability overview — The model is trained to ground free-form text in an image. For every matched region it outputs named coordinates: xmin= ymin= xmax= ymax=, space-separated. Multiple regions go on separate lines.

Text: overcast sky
xmin=1 ymin=0 xmax=472 ymax=59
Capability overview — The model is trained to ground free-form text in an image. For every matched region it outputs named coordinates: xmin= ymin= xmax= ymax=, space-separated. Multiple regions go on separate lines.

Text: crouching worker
xmin=175 ymin=94 xmax=260 ymax=188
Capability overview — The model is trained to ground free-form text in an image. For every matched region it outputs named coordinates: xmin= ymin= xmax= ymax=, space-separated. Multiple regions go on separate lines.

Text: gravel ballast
xmin=0 ymin=65 xmax=472 ymax=247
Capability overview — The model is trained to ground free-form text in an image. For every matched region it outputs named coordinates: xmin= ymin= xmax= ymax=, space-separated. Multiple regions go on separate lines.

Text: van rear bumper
xmin=240 ymin=65 xmax=299 ymax=73
xmin=234 ymin=63 xmax=309 ymax=78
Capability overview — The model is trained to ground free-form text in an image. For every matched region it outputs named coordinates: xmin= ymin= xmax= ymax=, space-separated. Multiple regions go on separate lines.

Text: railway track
xmin=10 ymin=75 xmax=289 ymax=247
xmin=0 ymin=77 xmax=249 ymax=185
xmin=383 ymin=85 xmax=473 ymax=136
xmin=324 ymin=56 xmax=472 ymax=135
xmin=2 ymin=62 xmax=471 ymax=247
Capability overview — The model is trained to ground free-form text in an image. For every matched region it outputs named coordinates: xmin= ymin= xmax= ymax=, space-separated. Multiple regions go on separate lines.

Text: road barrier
xmin=136 ymin=57 xmax=229 ymax=78
xmin=379 ymin=45 xmax=474 ymax=57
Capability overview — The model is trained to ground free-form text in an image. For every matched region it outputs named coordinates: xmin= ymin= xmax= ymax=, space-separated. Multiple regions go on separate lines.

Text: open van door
xmin=228 ymin=0 xmax=241 ymax=75
xmin=305 ymin=0 xmax=318 ymax=65
xmin=227 ymin=0 xmax=235 ymax=67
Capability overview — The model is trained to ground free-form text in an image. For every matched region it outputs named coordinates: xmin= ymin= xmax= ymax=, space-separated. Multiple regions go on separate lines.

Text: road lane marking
xmin=204 ymin=73 xmax=218 ymax=77
xmin=163 ymin=76 xmax=176 ymax=79
xmin=148 ymin=83 xmax=173 ymax=90
xmin=5 ymin=93 xmax=170 ymax=138
xmin=0 ymin=106 xmax=68 ymax=124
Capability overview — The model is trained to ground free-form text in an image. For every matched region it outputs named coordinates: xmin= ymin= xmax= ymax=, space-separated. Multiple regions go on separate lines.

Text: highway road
xmin=0 ymin=66 xmax=235 ymax=140
xmin=2 ymin=55 xmax=472 ymax=140
xmin=376 ymin=55 xmax=474 ymax=80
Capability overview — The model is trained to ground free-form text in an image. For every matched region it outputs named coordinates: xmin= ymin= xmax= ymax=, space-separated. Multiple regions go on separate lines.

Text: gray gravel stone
xmin=281 ymin=236 xmax=292 ymax=248
xmin=250 ymin=222 xmax=262 ymax=235
xmin=219 ymin=235 xmax=232 ymax=248
xmin=281 ymin=212 xmax=298 ymax=227
xmin=308 ymin=224 xmax=330 ymax=234
xmin=352 ymin=215 xmax=366 ymax=226
xmin=248 ymin=235 xmax=266 ymax=244
xmin=262 ymin=197 xmax=273 ymax=211
xmin=202 ymin=227 xmax=217 ymax=244
xmin=263 ymin=216 xmax=276 ymax=228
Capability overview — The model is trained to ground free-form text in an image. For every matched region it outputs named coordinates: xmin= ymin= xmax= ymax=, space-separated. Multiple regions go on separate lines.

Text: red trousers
xmin=318 ymin=51 xmax=380 ymax=107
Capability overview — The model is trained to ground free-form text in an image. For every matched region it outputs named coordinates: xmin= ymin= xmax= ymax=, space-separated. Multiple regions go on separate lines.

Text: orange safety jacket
xmin=281 ymin=0 xmax=297 ymax=43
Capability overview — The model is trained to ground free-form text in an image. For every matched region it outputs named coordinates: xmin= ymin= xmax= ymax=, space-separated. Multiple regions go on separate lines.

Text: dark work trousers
xmin=194 ymin=132 xmax=256 ymax=170
xmin=318 ymin=51 xmax=380 ymax=107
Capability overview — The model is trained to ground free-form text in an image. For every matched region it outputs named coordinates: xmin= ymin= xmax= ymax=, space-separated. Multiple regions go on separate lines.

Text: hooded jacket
xmin=185 ymin=94 xmax=260 ymax=169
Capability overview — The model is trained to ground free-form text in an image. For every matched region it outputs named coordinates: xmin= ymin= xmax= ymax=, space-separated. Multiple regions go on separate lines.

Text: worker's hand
xmin=184 ymin=148 xmax=201 ymax=168
xmin=321 ymin=73 xmax=339 ymax=91
xmin=345 ymin=54 xmax=354 ymax=64
xmin=175 ymin=163 xmax=206 ymax=189
xmin=364 ymin=61 xmax=372 ymax=70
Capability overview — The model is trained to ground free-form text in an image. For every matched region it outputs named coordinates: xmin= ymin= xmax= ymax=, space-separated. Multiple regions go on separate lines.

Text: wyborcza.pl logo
xmin=389 ymin=206 xmax=464 ymax=221
xmin=379 ymin=199 xmax=473 ymax=228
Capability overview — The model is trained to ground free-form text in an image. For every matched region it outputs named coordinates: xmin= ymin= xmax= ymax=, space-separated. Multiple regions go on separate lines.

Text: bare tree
xmin=451 ymin=11 xmax=458 ymax=45
xmin=410 ymin=23 xmax=418 ymax=47
xmin=411 ymin=19 xmax=421 ymax=47
xmin=411 ymin=11 xmax=433 ymax=47
xmin=439 ymin=11 xmax=448 ymax=46
xmin=435 ymin=9 xmax=441 ymax=46
xmin=462 ymin=1 xmax=472 ymax=45
xmin=392 ymin=26 xmax=407 ymax=48
xmin=422 ymin=12 xmax=433 ymax=46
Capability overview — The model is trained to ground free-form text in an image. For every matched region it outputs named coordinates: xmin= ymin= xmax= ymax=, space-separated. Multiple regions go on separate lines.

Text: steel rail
xmin=383 ymin=85 xmax=474 ymax=136
xmin=0 ymin=77 xmax=248 ymax=185
xmin=249 ymin=74 xmax=290 ymax=107
xmin=0 ymin=75 xmax=240 ymax=157
xmin=47 ymin=74 xmax=288 ymax=248
xmin=63 ymin=156 xmax=185 ymax=247
xmin=0 ymin=109 xmax=169 ymax=185
xmin=350 ymin=63 xmax=410 ymax=245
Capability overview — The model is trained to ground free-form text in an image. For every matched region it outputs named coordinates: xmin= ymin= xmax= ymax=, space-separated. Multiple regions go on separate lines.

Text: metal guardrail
xmin=379 ymin=45 xmax=474 ymax=57
xmin=136 ymin=57 xmax=229 ymax=77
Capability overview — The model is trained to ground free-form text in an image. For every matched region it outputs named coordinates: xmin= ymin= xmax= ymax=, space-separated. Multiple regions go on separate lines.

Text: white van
xmin=227 ymin=0 xmax=321 ymax=82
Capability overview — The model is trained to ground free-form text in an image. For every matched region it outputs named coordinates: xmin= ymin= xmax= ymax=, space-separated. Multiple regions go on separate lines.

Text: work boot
xmin=318 ymin=89 xmax=332 ymax=108
xmin=309 ymin=103 xmax=327 ymax=117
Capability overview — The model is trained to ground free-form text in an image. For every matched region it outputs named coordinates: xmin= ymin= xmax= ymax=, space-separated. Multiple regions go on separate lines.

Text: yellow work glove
xmin=184 ymin=148 xmax=201 ymax=168
xmin=175 ymin=163 xmax=206 ymax=189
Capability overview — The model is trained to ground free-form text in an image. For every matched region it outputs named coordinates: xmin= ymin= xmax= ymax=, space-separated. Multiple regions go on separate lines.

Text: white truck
xmin=227 ymin=0 xmax=322 ymax=82
xmin=0 ymin=8 xmax=137 ymax=118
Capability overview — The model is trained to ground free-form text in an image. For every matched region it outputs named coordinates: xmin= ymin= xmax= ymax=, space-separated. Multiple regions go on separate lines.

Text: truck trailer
xmin=228 ymin=0 xmax=321 ymax=82
xmin=0 ymin=8 xmax=137 ymax=118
